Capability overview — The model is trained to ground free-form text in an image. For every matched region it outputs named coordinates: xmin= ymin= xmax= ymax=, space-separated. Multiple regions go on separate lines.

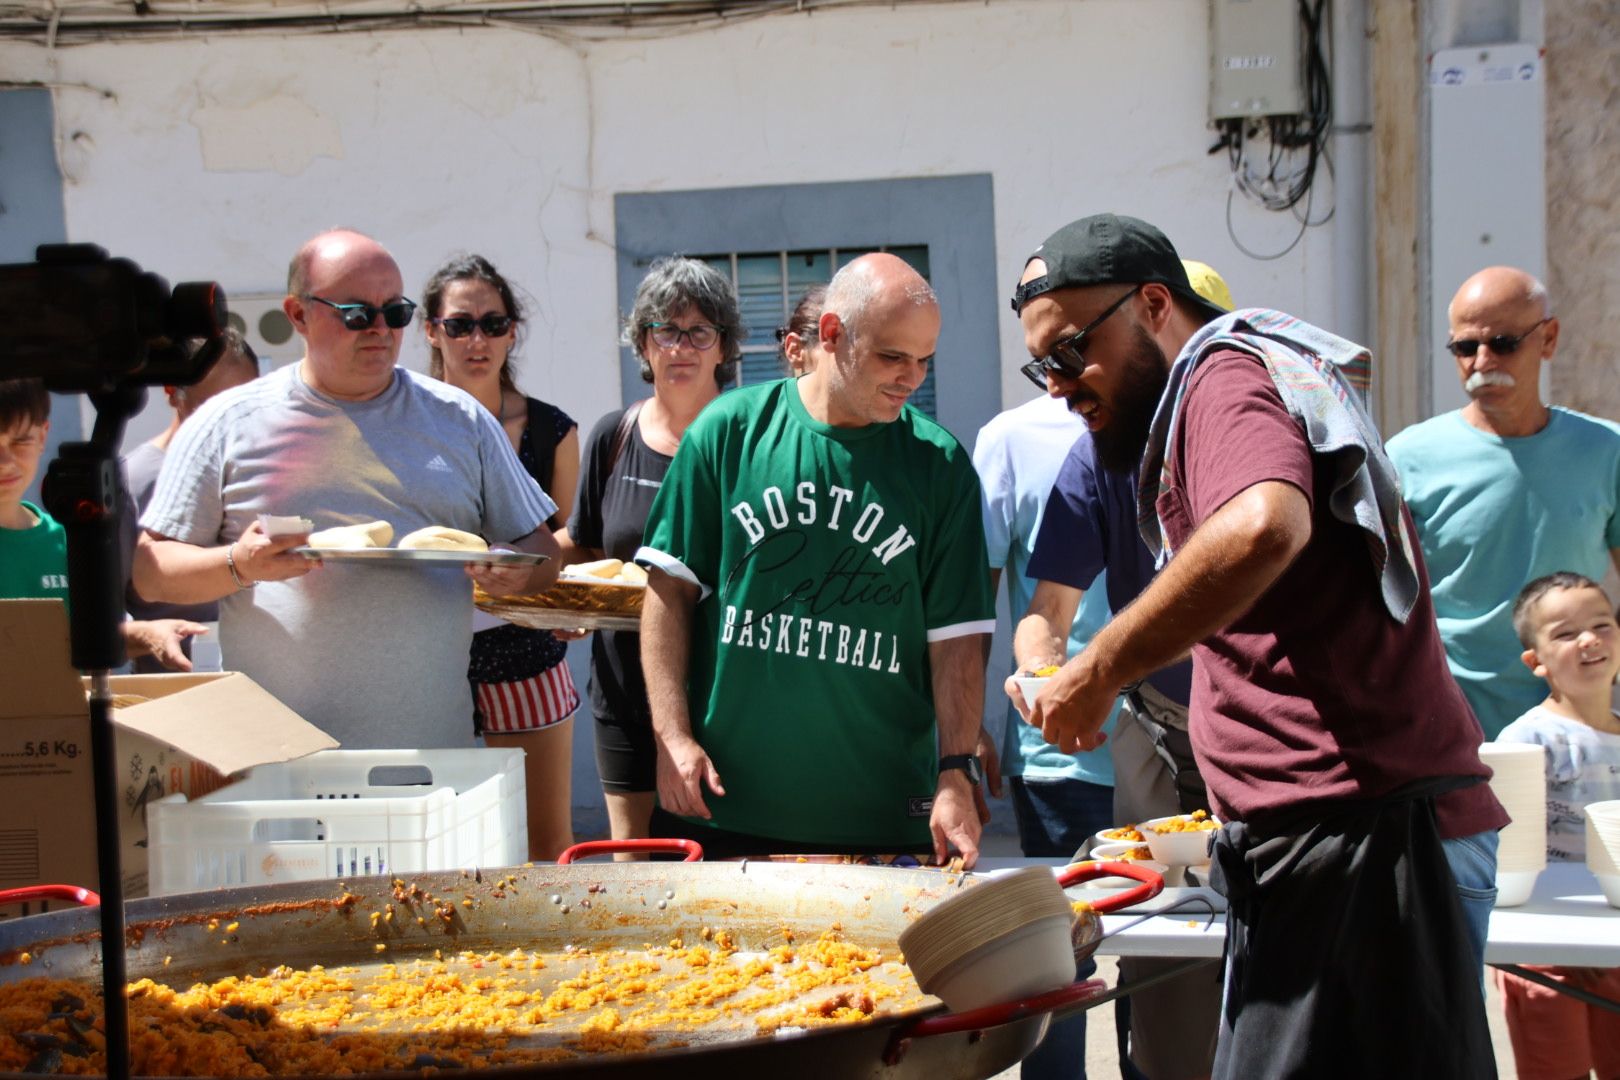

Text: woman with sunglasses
xmin=561 ymin=256 xmax=742 ymax=856
xmin=424 ymin=253 xmax=580 ymax=861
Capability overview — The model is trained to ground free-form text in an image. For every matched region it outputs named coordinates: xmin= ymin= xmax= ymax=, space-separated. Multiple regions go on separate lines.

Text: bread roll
xmin=308 ymin=520 xmax=394 ymax=549
xmin=397 ymin=526 xmax=489 ymax=552
xmin=617 ymin=563 xmax=648 ymax=585
xmin=572 ymin=558 xmax=625 ymax=579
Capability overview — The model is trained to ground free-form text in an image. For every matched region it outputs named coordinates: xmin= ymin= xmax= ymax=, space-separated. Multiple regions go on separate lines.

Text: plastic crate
xmin=147 ymin=749 xmax=526 ymax=895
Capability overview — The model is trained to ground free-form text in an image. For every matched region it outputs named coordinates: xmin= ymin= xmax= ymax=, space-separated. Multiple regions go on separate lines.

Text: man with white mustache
xmin=1388 ymin=266 xmax=1620 ymax=737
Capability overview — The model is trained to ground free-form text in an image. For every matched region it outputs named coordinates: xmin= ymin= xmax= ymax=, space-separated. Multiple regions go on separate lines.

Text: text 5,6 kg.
xmin=21 ymin=740 xmax=79 ymax=759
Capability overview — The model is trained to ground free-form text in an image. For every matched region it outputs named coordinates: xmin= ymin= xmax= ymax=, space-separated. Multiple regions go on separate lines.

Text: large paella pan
xmin=0 ymin=851 xmax=1162 ymax=1079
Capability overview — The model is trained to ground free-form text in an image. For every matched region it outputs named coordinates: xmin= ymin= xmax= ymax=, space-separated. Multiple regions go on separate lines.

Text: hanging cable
xmin=1214 ymin=0 xmax=1336 ymax=258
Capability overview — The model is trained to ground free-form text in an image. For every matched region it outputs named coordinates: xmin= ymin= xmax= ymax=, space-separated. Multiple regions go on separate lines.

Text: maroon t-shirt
xmin=1157 ymin=350 xmax=1506 ymax=840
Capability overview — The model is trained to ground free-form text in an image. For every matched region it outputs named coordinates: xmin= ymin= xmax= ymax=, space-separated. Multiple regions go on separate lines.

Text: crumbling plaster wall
xmin=1545 ymin=1 xmax=1620 ymax=418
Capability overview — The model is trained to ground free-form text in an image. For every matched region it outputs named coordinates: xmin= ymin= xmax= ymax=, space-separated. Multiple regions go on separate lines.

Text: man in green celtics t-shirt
xmin=638 ymin=254 xmax=997 ymax=866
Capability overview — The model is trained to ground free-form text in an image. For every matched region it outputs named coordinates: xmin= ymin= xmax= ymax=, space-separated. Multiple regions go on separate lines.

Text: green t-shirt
xmin=0 ymin=502 xmax=70 ymax=604
xmin=639 ymin=380 xmax=995 ymax=848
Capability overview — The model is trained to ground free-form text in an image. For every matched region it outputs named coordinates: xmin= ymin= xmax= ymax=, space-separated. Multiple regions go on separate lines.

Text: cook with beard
xmin=1011 ymin=214 xmax=1506 ymax=1079
xmin=1388 ymin=266 xmax=1620 ymax=739
xmin=1003 ymin=259 xmax=1234 ymax=1080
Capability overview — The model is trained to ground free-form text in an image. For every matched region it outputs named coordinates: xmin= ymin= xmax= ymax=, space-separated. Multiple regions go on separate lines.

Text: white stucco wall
xmin=1 ymin=0 xmax=1341 ymax=450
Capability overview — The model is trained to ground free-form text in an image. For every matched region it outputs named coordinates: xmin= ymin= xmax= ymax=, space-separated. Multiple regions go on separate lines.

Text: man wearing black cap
xmin=1012 ymin=214 xmax=1506 ymax=1077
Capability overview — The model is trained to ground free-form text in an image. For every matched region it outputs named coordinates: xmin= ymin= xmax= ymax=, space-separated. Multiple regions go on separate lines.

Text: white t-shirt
xmin=1498 ymin=705 xmax=1620 ymax=861
xmin=142 ymin=364 xmax=554 ymax=749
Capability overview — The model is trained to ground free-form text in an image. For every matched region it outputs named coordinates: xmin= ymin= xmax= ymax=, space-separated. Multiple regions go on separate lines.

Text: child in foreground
xmin=0 ymin=377 xmax=204 ymax=667
xmin=1495 ymin=571 xmax=1620 ymax=1080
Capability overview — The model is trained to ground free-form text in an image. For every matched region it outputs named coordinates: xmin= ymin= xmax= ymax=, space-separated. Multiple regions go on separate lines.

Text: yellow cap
xmin=1181 ymin=259 xmax=1234 ymax=312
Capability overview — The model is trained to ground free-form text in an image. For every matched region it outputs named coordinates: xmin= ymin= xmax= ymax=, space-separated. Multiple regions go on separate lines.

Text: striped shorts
xmin=474 ymin=663 xmax=581 ymax=734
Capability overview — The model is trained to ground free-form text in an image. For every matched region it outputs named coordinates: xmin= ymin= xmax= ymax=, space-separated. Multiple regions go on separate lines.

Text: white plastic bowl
xmin=1140 ymin=814 xmax=1219 ymax=866
xmin=1093 ymin=825 xmax=1148 ymax=848
xmin=1012 ymin=675 xmax=1052 ymax=711
xmin=1494 ymin=868 xmax=1540 ymax=908
xmin=1090 ymin=841 xmax=1155 ymax=862
xmin=919 ymin=913 xmax=1077 ymax=1012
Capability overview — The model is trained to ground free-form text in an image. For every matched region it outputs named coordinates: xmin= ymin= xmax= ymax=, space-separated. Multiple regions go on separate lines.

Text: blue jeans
xmin=1010 ymin=776 xmax=1117 ymax=1080
xmin=1441 ymin=827 xmax=1499 ymax=973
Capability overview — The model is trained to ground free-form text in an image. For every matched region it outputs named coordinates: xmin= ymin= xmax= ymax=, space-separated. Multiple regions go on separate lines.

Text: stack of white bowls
xmin=898 ymin=866 xmax=1077 ymax=1011
xmin=1479 ymin=742 xmax=1548 ymax=907
xmin=1585 ymin=800 xmax=1620 ymax=907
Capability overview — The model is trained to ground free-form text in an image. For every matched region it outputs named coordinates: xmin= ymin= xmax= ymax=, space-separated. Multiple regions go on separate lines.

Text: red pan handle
xmin=0 ymin=884 xmax=101 ymax=908
xmin=1055 ymin=860 xmax=1163 ymax=912
xmin=556 ymin=839 xmax=704 ymax=864
xmin=886 ymin=978 xmax=1109 ymax=1052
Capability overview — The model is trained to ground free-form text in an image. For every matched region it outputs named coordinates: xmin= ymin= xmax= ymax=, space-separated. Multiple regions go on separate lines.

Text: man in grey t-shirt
xmin=134 ymin=229 xmax=561 ymax=749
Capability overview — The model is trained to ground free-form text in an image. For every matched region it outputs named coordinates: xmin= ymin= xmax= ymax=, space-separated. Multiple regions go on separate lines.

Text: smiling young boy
xmin=1495 ymin=571 xmax=1620 ymax=1080
xmin=0 ymin=378 xmax=69 ymax=603
xmin=0 ymin=377 xmax=205 ymax=668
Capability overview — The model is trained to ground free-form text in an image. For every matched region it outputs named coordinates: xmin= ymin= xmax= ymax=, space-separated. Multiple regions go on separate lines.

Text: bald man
xmin=1389 ymin=267 xmax=1620 ymax=737
xmin=637 ymin=254 xmax=996 ymax=865
xmin=134 ymin=229 xmax=560 ymax=748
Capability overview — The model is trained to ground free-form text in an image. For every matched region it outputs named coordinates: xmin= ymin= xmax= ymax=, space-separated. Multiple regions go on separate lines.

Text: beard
xmin=1068 ymin=325 xmax=1170 ymax=475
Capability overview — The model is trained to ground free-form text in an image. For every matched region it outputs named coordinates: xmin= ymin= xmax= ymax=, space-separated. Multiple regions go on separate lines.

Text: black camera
xmin=0 ymin=243 xmax=227 ymax=392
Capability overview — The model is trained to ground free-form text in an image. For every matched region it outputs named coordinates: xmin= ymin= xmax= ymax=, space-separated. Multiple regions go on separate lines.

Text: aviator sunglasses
xmin=308 ymin=295 xmax=418 ymax=331
xmin=1019 ymin=286 xmax=1139 ymax=391
xmin=1444 ymin=317 xmax=1551 ymax=359
xmin=430 ymin=313 xmax=515 ymax=339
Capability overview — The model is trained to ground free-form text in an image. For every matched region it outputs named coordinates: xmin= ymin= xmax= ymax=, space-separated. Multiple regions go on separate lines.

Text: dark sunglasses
xmin=309 ymin=295 xmax=418 ymax=331
xmin=1018 ymin=286 xmax=1138 ymax=390
xmin=431 ymin=313 xmax=514 ymax=339
xmin=1444 ymin=317 xmax=1551 ymax=359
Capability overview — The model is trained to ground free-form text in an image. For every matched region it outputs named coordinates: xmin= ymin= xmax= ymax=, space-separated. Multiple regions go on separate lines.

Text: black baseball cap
xmin=1010 ymin=214 xmax=1229 ymax=325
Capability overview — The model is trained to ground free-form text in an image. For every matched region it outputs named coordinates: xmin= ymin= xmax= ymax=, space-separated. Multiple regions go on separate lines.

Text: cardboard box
xmin=0 ymin=600 xmax=337 ymax=917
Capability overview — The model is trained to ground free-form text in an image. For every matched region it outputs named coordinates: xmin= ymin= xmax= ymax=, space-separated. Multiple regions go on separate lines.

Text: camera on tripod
xmin=0 ymin=243 xmax=227 ymax=391
xmin=0 ymin=245 xmax=229 ymax=1080
xmin=0 ymin=243 xmax=228 ymax=671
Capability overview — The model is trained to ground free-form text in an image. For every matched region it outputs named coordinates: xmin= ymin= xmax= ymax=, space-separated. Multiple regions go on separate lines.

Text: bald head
xmin=824 ymin=253 xmax=938 ymax=340
xmin=287 ymin=229 xmax=397 ymax=298
xmin=1448 ymin=266 xmax=1550 ymax=325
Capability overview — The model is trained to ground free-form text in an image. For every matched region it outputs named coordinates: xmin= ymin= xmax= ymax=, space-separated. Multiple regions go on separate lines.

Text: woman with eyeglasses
xmin=423 ymin=253 xmax=581 ymax=861
xmin=560 ymin=256 xmax=742 ymax=856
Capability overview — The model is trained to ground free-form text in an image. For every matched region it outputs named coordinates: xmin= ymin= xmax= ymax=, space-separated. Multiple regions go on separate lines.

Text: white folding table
xmin=978 ymin=857 xmax=1620 ymax=1009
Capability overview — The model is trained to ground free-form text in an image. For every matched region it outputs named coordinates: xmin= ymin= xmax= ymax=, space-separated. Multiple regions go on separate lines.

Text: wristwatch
xmin=938 ymin=754 xmax=983 ymax=788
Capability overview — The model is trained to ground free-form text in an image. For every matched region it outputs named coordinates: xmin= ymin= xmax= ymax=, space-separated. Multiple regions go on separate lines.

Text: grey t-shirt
xmin=141 ymin=364 xmax=555 ymax=749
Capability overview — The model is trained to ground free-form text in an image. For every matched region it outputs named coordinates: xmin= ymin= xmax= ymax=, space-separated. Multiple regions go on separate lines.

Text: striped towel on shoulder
xmin=1136 ymin=308 xmax=1419 ymax=624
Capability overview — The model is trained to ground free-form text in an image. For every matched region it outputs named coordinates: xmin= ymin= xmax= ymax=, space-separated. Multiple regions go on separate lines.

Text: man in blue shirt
xmin=1388 ymin=266 xmax=1620 ymax=738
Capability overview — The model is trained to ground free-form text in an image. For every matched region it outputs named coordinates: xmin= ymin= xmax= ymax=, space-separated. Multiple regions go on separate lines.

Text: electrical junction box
xmin=1209 ymin=0 xmax=1304 ymax=121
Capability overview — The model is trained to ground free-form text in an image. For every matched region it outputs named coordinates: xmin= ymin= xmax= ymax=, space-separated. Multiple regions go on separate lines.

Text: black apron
xmin=1209 ymin=778 xmax=1497 ymax=1080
